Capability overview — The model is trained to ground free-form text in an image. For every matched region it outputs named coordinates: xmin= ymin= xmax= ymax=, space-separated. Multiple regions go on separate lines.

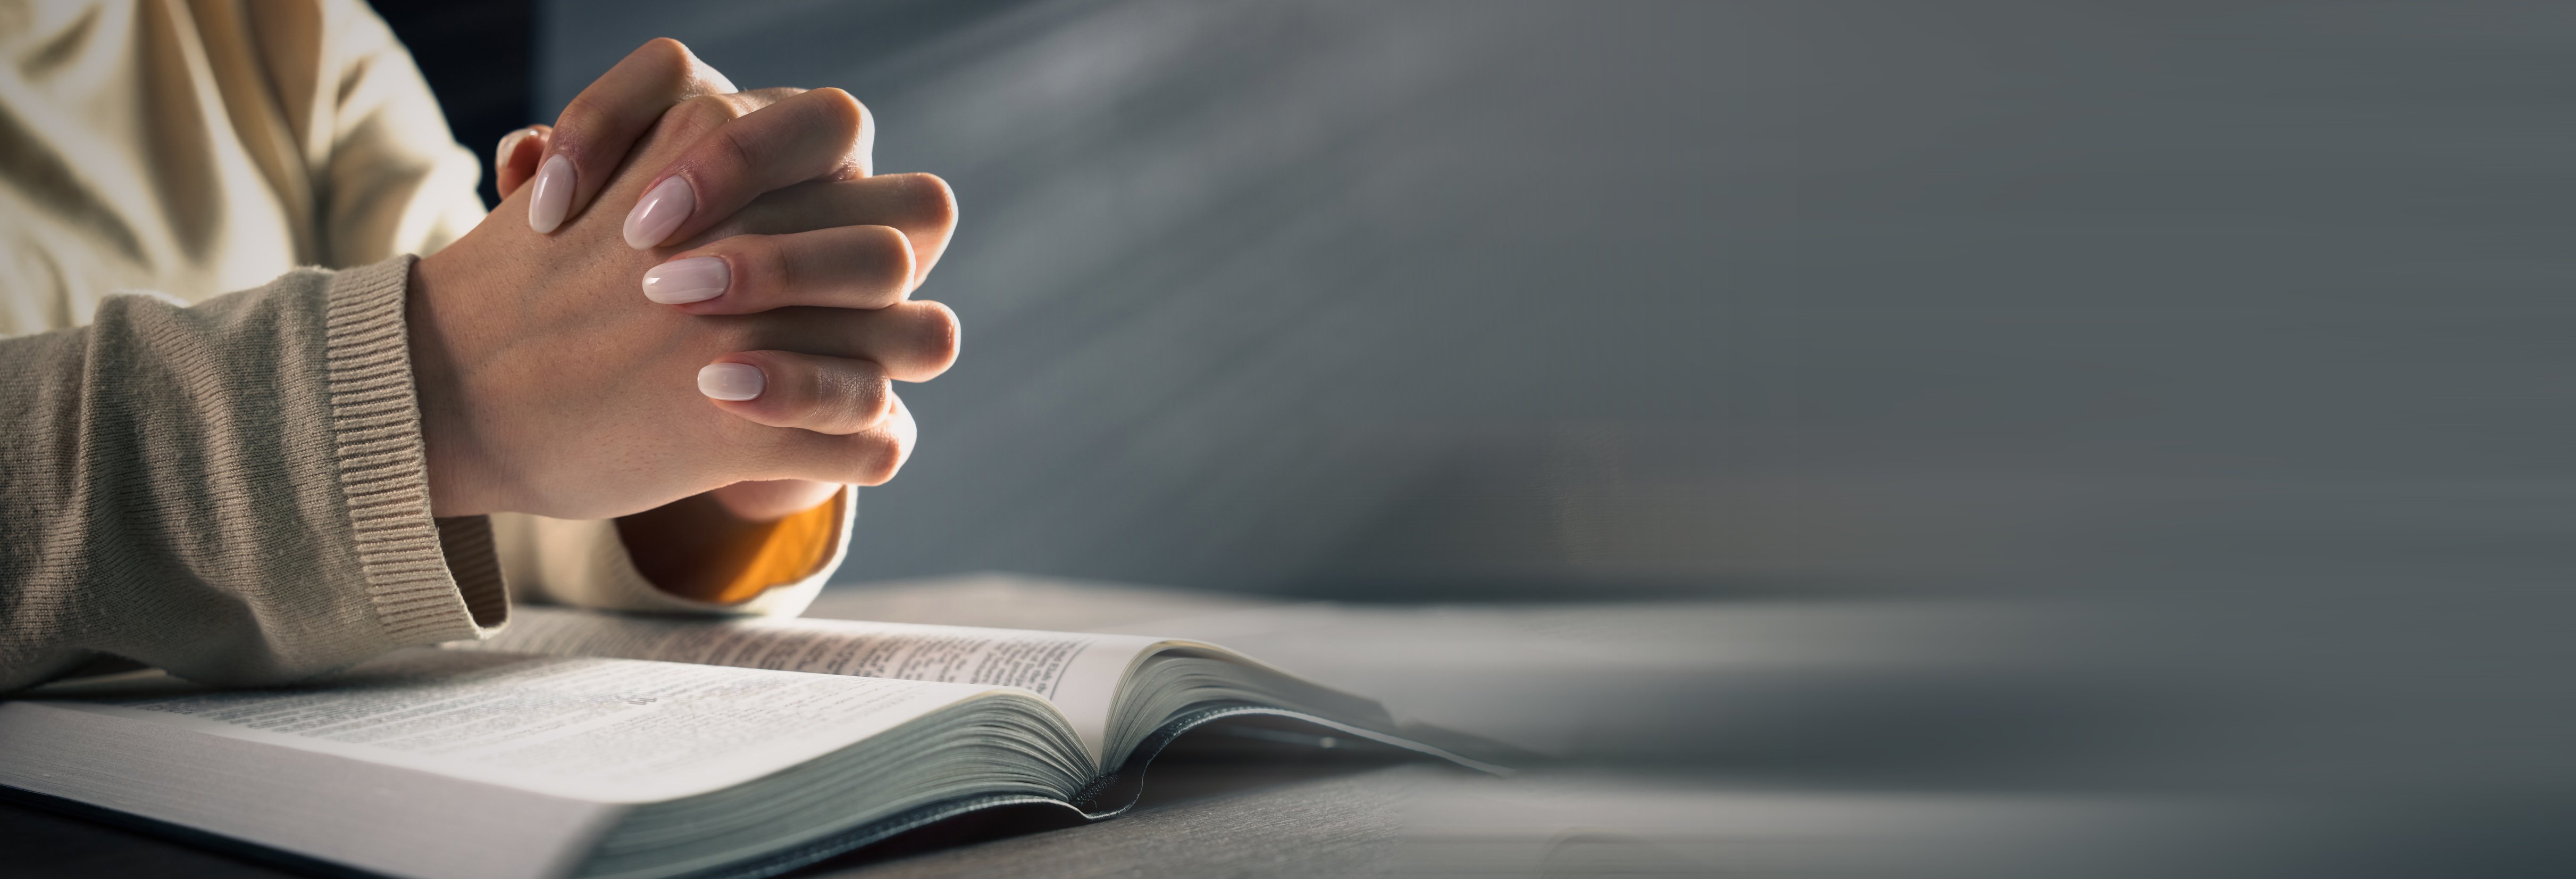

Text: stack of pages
xmin=0 ymin=607 xmax=1502 ymax=879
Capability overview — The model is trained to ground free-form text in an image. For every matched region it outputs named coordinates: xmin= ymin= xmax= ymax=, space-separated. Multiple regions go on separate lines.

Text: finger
xmin=493 ymin=125 xmax=550 ymax=197
xmin=738 ymin=301 xmax=960 ymax=382
xmin=530 ymin=38 xmax=737 ymax=234
xmin=708 ymin=479 xmax=841 ymax=521
xmin=697 ymin=351 xmax=893 ymax=435
xmin=642 ymin=226 xmax=915 ymax=313
xmin=621 ymin=88 xmax=877 ymax=250
xmin=769 ymin=391 xmax=917 ymax=486
xmin=711 ymin=173 xmax=958 ymax=285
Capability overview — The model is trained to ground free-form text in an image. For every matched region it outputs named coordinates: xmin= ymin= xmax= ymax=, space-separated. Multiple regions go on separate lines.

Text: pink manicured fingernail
xmin=623 ymin=176 xmax=695 ymax=249
xmin=527 ymin=154 xmax=573 ymax=233
xmin=698 ymin=362 xmax=765 ymax=401
xmin=641 ymin=256 xmax=730 ymax=304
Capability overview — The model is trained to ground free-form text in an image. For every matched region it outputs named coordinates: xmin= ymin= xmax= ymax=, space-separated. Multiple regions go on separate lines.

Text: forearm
xmin=0 ymin=258 xmax=503 ymax=691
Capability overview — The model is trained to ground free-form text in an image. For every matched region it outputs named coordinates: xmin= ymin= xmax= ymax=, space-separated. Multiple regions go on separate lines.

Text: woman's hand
xmin=491 ymin=40 xmax=946 ymax=522
xmin=410 ymin=40 xmax=958 ymax=524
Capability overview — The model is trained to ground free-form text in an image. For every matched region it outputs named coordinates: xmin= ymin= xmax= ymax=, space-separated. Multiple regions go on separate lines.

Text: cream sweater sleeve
xmin=0 ymin=1 xmax=849 ymax=690
xmin=0 ymin=256 xmax=505 ymax=692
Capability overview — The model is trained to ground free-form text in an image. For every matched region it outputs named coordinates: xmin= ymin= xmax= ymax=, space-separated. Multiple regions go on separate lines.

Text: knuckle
xmin=913 ymin=301 xmax=961 ymax=373
xmin=675 ymin=94 xmax=742 ymax=133
xmin=634 ymin=40 xmax=704 ymax=96
xmin=772 ymin=355 xmax=821 ymax=411
xmin=856 ymin=433 xmax=907 ymax=485
xmin=713 ymin=124 xmax=763 ymax=174
xmin=706 ymin=92 xmax=765 ymax=117
xmin=808 ymin=88 xmax=869 ymax=138
xmin=867 ymin=227 xmax=916 ymax=291
xmin=635 ymin=37 xmax=692 ymax=68
xmin=749 ymin=239 xmax=795 ymax=301
xmin=832 ymin=371 xmax=893 ymax=432
xmin=900 ymin=173 xmax=959 ymax=230
xmin=551 ymin=100 xmax=614 ymax=150
xmin=869 ymin=373 xmax=898 ymax=421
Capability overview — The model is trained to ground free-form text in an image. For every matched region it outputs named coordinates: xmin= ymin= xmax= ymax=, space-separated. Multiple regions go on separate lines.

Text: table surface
xmin=0 ymin=575 xmax=2220 ymax=878
xmin=1 ymin=755 xmax=2174 ymax=879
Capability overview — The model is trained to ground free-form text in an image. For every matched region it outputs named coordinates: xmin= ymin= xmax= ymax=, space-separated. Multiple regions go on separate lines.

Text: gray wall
xmin=534 ymin=3 xmax=2576 ymax=868
xmin=538 ymin=0 xmax=2571 ymax=607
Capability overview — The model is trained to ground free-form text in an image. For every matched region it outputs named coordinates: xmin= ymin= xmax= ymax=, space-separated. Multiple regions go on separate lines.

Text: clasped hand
xmin=410 ymin=39 xmax=959 ymax=526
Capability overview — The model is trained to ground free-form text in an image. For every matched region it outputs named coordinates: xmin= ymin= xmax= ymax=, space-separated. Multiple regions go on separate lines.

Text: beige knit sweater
xmin=0 ymin=0 xmax=851 ymax=691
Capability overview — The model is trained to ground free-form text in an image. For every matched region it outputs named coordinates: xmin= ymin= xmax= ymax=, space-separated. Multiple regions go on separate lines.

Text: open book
xmin=0 ymin=607 xmax=1502 ymax=879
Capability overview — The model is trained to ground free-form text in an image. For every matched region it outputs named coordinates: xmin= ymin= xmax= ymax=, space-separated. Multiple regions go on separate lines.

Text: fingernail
xmin=641 ymin=256 xmax=730 ymax=304
xmin=623 ymin=176 xmax=695 ymax=250
xmin=698 ymin=362 xmax=765 ymax=401
xmin=494 ymin=128 xmax=536 ymax=178
xmin=528 ymin=154 xmax=573 ymax=233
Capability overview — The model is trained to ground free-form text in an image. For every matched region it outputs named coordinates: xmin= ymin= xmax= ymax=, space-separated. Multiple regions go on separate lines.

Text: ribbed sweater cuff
xmin=321 ymin=255 xmax=506 ymax=644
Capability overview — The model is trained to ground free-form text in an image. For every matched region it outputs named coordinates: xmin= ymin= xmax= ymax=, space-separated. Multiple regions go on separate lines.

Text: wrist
xmin=407 ymin=252 xmax=506 ymax=516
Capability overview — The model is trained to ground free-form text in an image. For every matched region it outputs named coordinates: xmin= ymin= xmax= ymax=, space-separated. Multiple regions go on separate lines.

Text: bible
xmin=0 ymin=607 xmax=1501 ymax=879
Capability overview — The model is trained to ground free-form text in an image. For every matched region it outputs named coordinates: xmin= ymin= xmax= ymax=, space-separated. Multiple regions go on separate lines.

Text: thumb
xmin=493 ymin=125 xmax=554 ymax=198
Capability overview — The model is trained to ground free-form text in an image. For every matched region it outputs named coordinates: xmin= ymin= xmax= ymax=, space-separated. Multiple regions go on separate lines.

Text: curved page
xmin=20 ymin=649 xmax=1003 ymax=805
xmin=466 ymin=608 xmax=1168 ymax=766
xmin=647 ymin=704 xmax=1512 ymax=879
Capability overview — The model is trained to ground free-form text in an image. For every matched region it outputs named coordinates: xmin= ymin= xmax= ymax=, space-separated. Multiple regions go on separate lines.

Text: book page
xmin=464 ymin=608 xmax=1164 ymax=762
xmin=26 ymin=649 xmax=1003 ymax=804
